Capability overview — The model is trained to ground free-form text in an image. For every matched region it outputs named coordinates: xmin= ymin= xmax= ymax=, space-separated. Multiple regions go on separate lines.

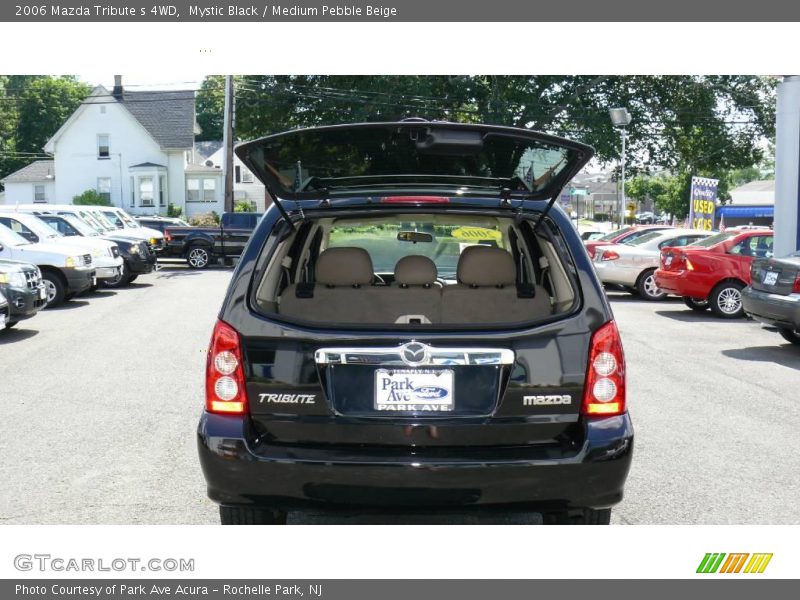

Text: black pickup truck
xmin=163 ymin=212 xmax=262 ymax=268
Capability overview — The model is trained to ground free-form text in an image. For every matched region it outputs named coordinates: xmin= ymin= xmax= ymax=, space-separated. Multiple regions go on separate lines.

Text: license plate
xmin=763 ymin=271 xmax=779 ymax=286
xmin=664 ymin=255 xmax=673 ymax=267
xmin=374 ymin=369 xmax=454 ymax=412
xmin=39 ymin=287 xmax=46 ymax=300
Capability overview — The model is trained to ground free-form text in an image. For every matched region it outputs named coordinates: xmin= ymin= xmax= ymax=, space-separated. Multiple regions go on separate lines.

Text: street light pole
xmin=609 ymin=107 xmax=632 ymax=231
xmin=620 ymin=127 xmax=627 ymax=229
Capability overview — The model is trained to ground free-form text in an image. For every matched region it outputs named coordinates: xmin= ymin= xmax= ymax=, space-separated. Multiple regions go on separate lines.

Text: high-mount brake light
xmin=205 ymin=320 xmax=247 ymax=414
xmin=582 ymin=320 xmax=626 ymax=417
xmin=381 ymin=196 xmax=450 ymax=204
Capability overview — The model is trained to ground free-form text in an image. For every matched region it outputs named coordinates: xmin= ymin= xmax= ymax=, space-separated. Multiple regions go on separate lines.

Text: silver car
xmin=593 ymin=228 xmax=713 ymax=300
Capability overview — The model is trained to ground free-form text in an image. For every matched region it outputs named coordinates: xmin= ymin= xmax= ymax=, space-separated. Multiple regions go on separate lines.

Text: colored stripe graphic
xmin=720 ymin=553 xmax=749 ymax=573
xmin=697 ymin=553 xmax=726 ymax=573
xmin=744 ymin=553 xmax=773 ymax=574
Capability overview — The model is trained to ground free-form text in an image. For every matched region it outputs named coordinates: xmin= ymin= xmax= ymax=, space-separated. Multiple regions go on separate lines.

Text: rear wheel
xmin=778 ymin=328 xmax=800 ymax=346
xmin=543 ymin=508 xmax=611 ymax=525
xmin=636 ymin=268 xmax=666 ymax=301
xmin=41 ymin=271 xmax=66 ymax=308
xmin=682 ymin=296 xmax=709 ymax=312
xmin=187 ymin=245 xmax=211 ymax=269
xmin=127 ymin=274 xmax=139 ymax=283
xmin=4 ymin=320 xmax=18 ymax=329
xmin=709 ymin=281 xmax=745 ymax=318
xmin=220 ymin=506 xmax=287 ymax=525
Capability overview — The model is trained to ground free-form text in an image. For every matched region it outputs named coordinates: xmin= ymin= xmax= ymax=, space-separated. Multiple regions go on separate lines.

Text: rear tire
xmin=4 ymin=320 xmax=18 ymax=329
xmin=709 ymin=281 xmax=745 ymax=319
xmin=778 ymin=328 xmax=800 ymax=346
xmin=682 ymin=296 xmax=709 ymax=312
xmin=187 ymin=245 xmax=211 ymax=269
xmin=219 ymin=506 xmax=287 ymax=525
xmin=41 ymin=271 xmax=66 ymax=308
xmin=543 ymin=508 xmax=612 ymax=525
xmin=127 ymin=274 xmax=138 ymax=283
xmin=635 ymin=268 xmax=666 ymax=301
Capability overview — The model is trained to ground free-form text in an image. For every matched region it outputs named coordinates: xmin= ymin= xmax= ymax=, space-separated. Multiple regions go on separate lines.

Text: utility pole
xmin=775 ymin=76 xmax=800 ymax=256
xmin=223 ymin=75 xmax=235 ymax=214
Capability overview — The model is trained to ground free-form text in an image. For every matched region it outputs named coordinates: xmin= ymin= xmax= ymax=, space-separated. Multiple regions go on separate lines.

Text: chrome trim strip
xmin=314 ymin=342 xmax=515 ymax=367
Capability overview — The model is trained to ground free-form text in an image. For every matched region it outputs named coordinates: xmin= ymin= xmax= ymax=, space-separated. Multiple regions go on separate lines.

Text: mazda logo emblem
xmin=400 ymin=342 xmax=429 ymax=366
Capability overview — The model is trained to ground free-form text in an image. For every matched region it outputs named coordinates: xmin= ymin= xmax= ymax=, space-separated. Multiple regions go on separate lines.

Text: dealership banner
xmin=3 ymin=0 xmax=800 ymax=21
xmin=688 ymin=177 xmax=719 ymax=231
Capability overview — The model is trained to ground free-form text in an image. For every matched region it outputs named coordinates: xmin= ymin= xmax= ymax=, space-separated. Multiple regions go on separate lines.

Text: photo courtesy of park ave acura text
xmin=0 ymin=75 xmax=798 ymax=525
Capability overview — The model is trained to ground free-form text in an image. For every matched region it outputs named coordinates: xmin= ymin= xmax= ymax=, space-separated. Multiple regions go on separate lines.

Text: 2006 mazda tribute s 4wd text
xmin=197 ymin=121 xmax=633 ymax=525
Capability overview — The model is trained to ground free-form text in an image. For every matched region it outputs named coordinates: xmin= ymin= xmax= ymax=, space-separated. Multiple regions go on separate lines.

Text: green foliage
xmin=0 ymin=76 xmax=91 ymax=180
xmin=72 ymin=189 xmax=110 ymax=206
xmin=167 ymin=203 xmax=183 ymax=218
xmin=194 ymin=75 xmax=776 ymax=175
xmin=234 ymin=199 xmax=255 ymax=212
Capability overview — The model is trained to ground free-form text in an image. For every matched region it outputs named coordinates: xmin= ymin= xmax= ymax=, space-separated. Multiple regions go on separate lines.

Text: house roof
xmin=47 ymin=85 xmax=196 ymax=152
xmin=195 ymin=141 xmax=223 ymax=161
xmin=0 ymin=160 xmax=55 ymax=183
xmin=731 ymin=179 xmax=775 ymax=193
xmin=185 ymin=164 xmax=223 ymax=175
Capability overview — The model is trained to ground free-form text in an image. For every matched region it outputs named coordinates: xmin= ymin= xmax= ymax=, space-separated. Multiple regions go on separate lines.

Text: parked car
xmin=593 ymin=228 xmax=713 ymax=300
xmin=197 ymin=121 xmax=633 ymax=525
xmin=93 ymin=206 xmax=166 ymax=252
xmin=584 ymin=225 xmax=673 ymax=259
xmin=136 ymin=215 xmax=191 ymax=233
xmin=580 ymin=230 xmax=605 ymax=241
xmin=33 ymin=213 xmax=157 ymax=288
xmin=742 ymin=251 xmax=800 ymax=345
xmin=654 ymin=229 xmax=774 ymax=318
xmin=0 ymin=223 xmax=95 ymax=307
xmin=163 ymin=212 xmax=262 ymax=268
xmin=0 ymin=259 xmax=46 ymax=328
xmin=0 ymin=211 xmax=123 ymax=288
xmin=0 ymin=290 xmax=7 ymax=329
xmin=634 ymin=211 xmax=655 ymax=224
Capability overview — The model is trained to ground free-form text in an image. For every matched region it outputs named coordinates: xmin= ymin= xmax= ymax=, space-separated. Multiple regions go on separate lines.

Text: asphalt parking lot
xmin=1 ymin=266 xmax=799 ymax=525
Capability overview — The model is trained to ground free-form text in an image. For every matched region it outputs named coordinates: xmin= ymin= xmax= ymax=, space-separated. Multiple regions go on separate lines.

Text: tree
xmin=194 ymin=75 xmax=776 ymax=176
xmin=0 ymin=76 xmax=91 ymax=181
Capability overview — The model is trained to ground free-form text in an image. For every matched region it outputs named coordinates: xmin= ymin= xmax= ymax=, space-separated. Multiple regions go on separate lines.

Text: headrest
xmin=394 ymin=255 xmax=438 ymax=286
xmin=315 ymin=247 xmax=374 ymax=286
xmin=457 ymin=245 xmax=516 ymax=286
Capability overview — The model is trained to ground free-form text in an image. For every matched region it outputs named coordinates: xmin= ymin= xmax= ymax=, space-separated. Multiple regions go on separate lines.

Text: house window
xmin=241 ymin=168 xmax=254 ymax=183
xmin=98 ymin=134 xmax=110 ymax=159
xmin=130 ymin=177 xmax=135 ymax=207
xmin=97 ymin=177 xmax=112 ymax=203
xmin=187 ymin=178 xmax=217 ymax=202
xmin=203 ymin=179 xmax=216 ymax=202
xmin=139 ymin=176 xmax=154 ymax=207
xmin=235 ymin=166 xmax=241 ymax=183
xmin=159 ymin=175 xmax=166 ymax=207
xmin=34 ymin=184 xmax=46 ymax=203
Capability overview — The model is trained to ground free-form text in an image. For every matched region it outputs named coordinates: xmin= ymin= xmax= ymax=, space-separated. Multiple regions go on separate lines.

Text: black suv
xmin=197 ymin=121 xmax=633 ymax=525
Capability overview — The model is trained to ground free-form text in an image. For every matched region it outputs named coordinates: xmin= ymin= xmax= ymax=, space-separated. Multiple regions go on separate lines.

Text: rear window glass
xmin=623 ymin=231 xmax=663 ymax=246
xmin=327 ymin=217 xmax=505 ymax=280
xmin=597 ymin=227 xmax=633 ymax=242
xmin=690 ymin=231 xmax=738 ymax=247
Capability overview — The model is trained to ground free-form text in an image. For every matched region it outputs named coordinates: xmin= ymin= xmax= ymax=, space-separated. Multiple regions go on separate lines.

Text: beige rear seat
xmin=441 ymin=245 xmax=552 ymax=324
xmin=279 ymin=247 xmax=384 ymax=323
xmin=378 ymin=255 xmax=442 ymax=324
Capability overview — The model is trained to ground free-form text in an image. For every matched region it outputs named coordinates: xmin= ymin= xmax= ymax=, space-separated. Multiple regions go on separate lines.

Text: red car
xmin=654 ymin=229 xmax=774 ymax=318
xmin=585 ymin=225 xmax=674 ymax=259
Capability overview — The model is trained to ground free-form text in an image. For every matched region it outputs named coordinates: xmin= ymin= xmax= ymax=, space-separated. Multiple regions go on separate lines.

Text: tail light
xmin=582 ymin=320 xmax=626 ymax=417
xmin=601 ymin=249 xmax=620 ymax=261
xmin=205 ymin=319 xmax=248 ymax=415
xmin=793 ymin=274 xmax=800 ymax=294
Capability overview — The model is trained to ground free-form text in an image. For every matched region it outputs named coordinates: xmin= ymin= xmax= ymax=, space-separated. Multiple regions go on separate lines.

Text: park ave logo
xmin=696 ymin=553 xmax=773 ymax=574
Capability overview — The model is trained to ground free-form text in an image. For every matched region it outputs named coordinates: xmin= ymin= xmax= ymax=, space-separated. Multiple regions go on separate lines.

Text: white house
xmin=198 ymin=142 xmax=268 ymax=212
xmin=1 ymin=76 xmax=225 ymax=219
xmin=0 ymin=160 xmax=57 ymax=204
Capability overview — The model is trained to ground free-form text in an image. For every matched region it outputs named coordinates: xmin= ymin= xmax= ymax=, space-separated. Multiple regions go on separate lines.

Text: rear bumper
xmin=593 ymin=260 xmax=640 ymax=287
xmin=742 ymin=286 xmax=800 ymax=330
xmin=198 ymin=412 xmax=634 ymax=511
xmin=654 ymin=269 xmax=709 ymax=298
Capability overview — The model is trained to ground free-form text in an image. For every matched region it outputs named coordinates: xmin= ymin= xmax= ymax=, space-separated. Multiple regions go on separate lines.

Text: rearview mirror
xmin=397 ymin=231 xmax=433 ymax=244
